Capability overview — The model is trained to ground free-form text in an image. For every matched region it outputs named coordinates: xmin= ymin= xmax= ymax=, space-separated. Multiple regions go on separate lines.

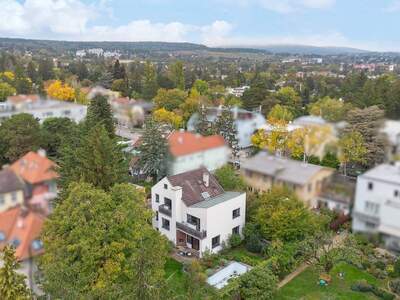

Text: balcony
xmin=159 ymin=204 xmax=172 ymax=217
xmin=176 ymin=221 xmax=207 ymax=240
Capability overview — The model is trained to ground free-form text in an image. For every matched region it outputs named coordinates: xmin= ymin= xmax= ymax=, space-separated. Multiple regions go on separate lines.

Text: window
xmin=232 ymin=208 xmax=240 ymax=219
xmin=164 ymin=198 xmax=172 ymax=210
xmin=187 ymin=214 xmax=200 ymax=230
xmin=63 ymin=110 xmax=71 ymax=116
xmin=156 ymin=211 xmax=159 ymax=221
xmin=365 ymin=201 xmax=379 ymax=214
xmin=395 ymin=190 xmax=399 ymax=197
xmin=164 ymin=184 xmax=168 ymax=190
xmin=162 ymin=218 xmax=170 ymax=231
xmin=155 ymin=194 xmax=160 ymax=203
xmin=232 ymin=226 xmax=240 ymax=235
xmin=11 ymin=192 xmax=17 ymax=202
xmin=212 ymin=235 xmax=220 ymax=248
xmin=368 ymin=182 xmax=374 ymax=191
xmin=365 ymin=221 xmax=376 ymax=229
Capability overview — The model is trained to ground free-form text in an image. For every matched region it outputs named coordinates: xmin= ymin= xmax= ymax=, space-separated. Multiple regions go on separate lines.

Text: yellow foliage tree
xmin=153 ymin=108 xmax=183 ymax=129
xmin=46 ymin=80 xmax=75 ymax=101
xmin=252 ymin=120 xmax=291 ymax=156
xmin=0 ymin=71 xmax=15 ymax=83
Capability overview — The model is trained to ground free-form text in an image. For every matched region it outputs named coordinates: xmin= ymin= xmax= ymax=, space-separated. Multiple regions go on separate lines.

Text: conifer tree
xmin=86 ymin=94 xmax=115 ymax=138
xmin=215 ymin=109 xmax=240 ymax=160
xmin=0 ymin=246 xmax=31 ymax=300
xmin=195 ymin=106 xmax=213 ymax=136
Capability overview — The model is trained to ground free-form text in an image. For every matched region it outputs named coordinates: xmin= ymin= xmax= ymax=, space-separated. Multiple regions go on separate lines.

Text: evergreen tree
xmin=97 ymin=70 xmax=113 ymax=89
xmin=112 ymin=59 xmax=126 ymax=80
xmin=26 ymin=61 xmax=38 ymax=84
xmin=142 ymin=61 xmax=158 ymax=100
xmin=40 ymin=182 xmax=169 ymax=299
xmin=0 ymin=246 xmax=31 ymax=300
xmin=38 ymin=58 xmax=54 ymax=81
xmin=58 ymin=124 xmax=128 ymax=191
xmin=215 ymin=109 xmax=240 ymax=160
xmin=170 ymin=61 xmax=185 ymax=90
xmin=195 ymin=106 xmax=213 ymax=136
xmin=138 ymin=118 xmax=168 ymax=180
xmin=86 ymin=94 xmax=115 ymax=138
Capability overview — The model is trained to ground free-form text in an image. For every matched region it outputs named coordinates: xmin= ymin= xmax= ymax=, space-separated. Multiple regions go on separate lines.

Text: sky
xmin=0 ymin=0 xmax=400 ymax=51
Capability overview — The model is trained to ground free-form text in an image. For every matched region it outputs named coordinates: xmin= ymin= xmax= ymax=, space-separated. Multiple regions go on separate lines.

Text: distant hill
xmin=251 ymin=44 xmax=370 ymax=55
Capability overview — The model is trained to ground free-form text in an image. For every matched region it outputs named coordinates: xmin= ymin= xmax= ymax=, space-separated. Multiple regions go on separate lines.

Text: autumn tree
xmin=154 ymin=88 xmax=187 ymax=111
xmin=267 ymin=104 xmax=294 ymax=123
xmin=192 ymin=79 xmax=209 ymax=95
xmin=153 ymin=108 xmax=183 ymax=129
xmin=0 ymin=82 xmax=15 ymax=101
xmin=40 ymin=182 xmax=169 ymax=299
xmin=309 ymin=96 xmax=350 ymax=122
xmin=215 ymin=165 xmax=246 ymax=191
xmin=46 ymin=80 xmax=75 ymax=101
xmin=142 ymin=61 xmax=158 ymax=100
xmin=338 ymin=131 xmax=367 ymax=176
xmin=170 ymin=61 xmax=185 ymax=90
xmin=275 ymin=86 xmax=302 ymax=114
xmin=0 ymin=246 xmax=31 ymax=300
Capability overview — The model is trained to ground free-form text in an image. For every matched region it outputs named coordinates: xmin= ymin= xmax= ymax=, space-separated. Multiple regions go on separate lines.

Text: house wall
xmin=241 ymin=168 xmax=333 ymax=208
xmin=168 ymin=146 xmax=229 ymax=175
xmin=0 ymin=190 xmax=24 ymax=213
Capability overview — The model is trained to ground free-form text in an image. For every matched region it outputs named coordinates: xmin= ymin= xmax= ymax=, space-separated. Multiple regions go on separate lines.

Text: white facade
xmin=0 ymin=99 xmax=87 ymax=124
xmin=151 ymin=176 xmax=246 ymax=257
xmin=353 ymin=164 xmax=400 ymax=250
xmin=169 ymin=146 xmax=230 ymax=175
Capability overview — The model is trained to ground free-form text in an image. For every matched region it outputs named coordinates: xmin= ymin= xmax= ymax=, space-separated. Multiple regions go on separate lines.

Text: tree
xmin=41 ymin=117 xmax=78 ymax=159
xmin=338 ymin=131 xmax=367 ymax=176
xmin=192 ymin=79 xmax=208 ymax=95
xmin=251 ymin=122 xmax=290 ymax=156
xmin=183 ymin=260 xmax=209 ymax=299
xmin=38 ymin=58 xmax=54 ymax=81
xmin=27 ymin=61 xmax=38 ymax=83
xmin=309 ymin=96 xmax=350 ymax=122
xmin=215 ymin=109 xmax=240 ymax=160
xmin=0 ymin=113 xmax=42 ymax=163
xmin=215 ymin=165 xmax=246 ymax=191
xmin=345 ymin=106 xmax=386 ymax=168
xmin=0 ymin=246 xmax=31 ymax=300
xmin=267 ymin=104 xmax=294 ymax=123
xmin=142 ymin=61 xmax=158 ymax=100
xmin=58 ymin=124 xmax=128 ymax=191
xmin=223 ymin=262 xmax=277 ymax=300
xmin=253 ymin=187 xmax=324 ymax=242
xmin=154 ymin=88 xmax=187 ymax=111
xmin=138 ymin=118 xmax=169 ymax=180
xmin=0 ymin=82 xmax=16 ymax=101
xmin=112 ymin=59 xmax=126 ymax=80
xmin=153 ymin=108 xmax=183 ymax=129
xmin=14 ymin=65 xmax=32 ymax=95
xmin=86 ymin=94 xmax=115 ymax=138
xmin=276 ymin=86 xmax=302 ymax=114
xmin=170 ymin=61 xmax=185 ymax=90
xmin=111 ymin=78 xmax=129 ymax=97
xmin=40 ymin=182 xmax=169 ymax=299
xmin=195 ymin=106 xmax=213 ymax=136
xmin=46 ymin=80 xmax=75 ymax=101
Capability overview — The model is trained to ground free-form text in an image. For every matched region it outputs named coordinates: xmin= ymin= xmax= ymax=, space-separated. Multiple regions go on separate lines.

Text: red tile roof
xmin=10 ymin=151 xmax=58 ymax=185
xmin=168 ymin=131 xmax=226 ymax=157
xmin=7 ymin=94 xmax=39 ymax=104
xmin=0 ymin=206 xmax=45 ymax=261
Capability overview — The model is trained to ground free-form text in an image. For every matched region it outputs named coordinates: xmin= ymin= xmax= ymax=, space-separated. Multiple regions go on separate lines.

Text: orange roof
xmin=10 ymin=151 xmax=58 ymax=185
xmin=0 ymin=206 xmax=45 ymax=261
xmin=7 ymin=94 xmax=39 ymax=104
xmin=168 ymin=131 xmax=226 ymax=157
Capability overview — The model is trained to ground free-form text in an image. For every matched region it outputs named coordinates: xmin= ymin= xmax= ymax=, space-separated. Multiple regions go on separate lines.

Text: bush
xmin=350 ymin=280 xmax=372 ymax=292
xmin=371 ymin=286 xmax=395 ymax=300
xmin=228 ymin=234 xmax=242 ymax=248
xmin=390 ymin=279 xmax=400 ymax=295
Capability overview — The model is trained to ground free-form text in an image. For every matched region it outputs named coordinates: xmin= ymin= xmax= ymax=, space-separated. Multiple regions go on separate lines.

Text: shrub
xmin=228 ymin=234 xmax=242 ymax=248
xmin=376 ymin=260 xmax=386 ymax=270
xmin=371 ymin=286 xmax=395 ymax=300
xmin=390 ymin=279 xmax=400 ymax=295
xmin=350 ymin=280 xmax=372 ymax=292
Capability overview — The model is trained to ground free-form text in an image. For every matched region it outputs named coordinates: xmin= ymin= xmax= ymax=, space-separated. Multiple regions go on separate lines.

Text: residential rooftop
xmin=191 ymin=191 xmax=243 ymax=208
xmin=361 ymin=163 xmax=400 ymax=185
xmin=0 ymin=168 xmax=25 ymax=194
xmin=241 ymin=152 xmax=329 ymax=186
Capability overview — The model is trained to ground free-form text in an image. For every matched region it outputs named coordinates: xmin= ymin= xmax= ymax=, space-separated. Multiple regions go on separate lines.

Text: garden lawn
xmin=276 ymin=262 xmax=384 ymax=300
xmin=221 ymin=245 xmax=264 ymax=266
xmin=165 ymin=258 xmax=186 ymax=296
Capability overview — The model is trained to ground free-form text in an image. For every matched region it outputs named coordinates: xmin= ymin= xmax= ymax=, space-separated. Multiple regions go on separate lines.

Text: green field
xmin=165 ymin=258 xmax=186 ymax=295
xmin=276 ymin=262 xmax=385 ymax=300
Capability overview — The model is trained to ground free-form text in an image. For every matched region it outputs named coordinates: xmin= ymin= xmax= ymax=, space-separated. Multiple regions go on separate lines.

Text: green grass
xmin=220 ymin=245 xmax=264 ymax=266
xmin=276 ymin=262 xmax=384 ymax=300
xmin=165 ymin=258 xmax=186 ymax=295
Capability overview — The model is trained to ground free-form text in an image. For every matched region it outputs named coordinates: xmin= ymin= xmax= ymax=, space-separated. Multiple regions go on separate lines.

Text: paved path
xmin=277 ymin=232 xmax=348 ymax=289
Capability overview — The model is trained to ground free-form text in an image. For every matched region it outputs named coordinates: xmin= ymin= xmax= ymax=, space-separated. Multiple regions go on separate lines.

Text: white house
xmin=0 ymin=95 xmax=87 ymax=124
xmin=353 ymin=163 xmax=400 ymax=251
xmin=187 ymin=106 xmax=266 ymax=148
xmin=167 ymin=131 xmax=230 ymax=175
xmin=226 ymin=86 xmax=250 ymax=98
xmin=151 ymin=168 xmax=246 ymax=257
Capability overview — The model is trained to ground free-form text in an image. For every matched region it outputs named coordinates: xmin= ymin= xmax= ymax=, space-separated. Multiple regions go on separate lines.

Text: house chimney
xmin=38 ymin=149 xmax=46 ymax=157
xmin=203 ymin=172 xmax=209 ymax=187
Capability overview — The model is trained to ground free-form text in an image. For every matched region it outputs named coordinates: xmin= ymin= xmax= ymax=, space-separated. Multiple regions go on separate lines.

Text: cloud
xmin=223 ymin=0 xmax=335 ymax=13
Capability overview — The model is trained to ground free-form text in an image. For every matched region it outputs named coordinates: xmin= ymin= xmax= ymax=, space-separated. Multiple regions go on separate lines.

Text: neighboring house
xmin=167 ymin=131 xmax=230 ymax=175
xmin=316 ymin=174 xmax=356 ymax=215
xmin=241 ymin=152 xmax=334 ymax=208
xmin=352 ymin=163 xmax=400 ymax=251
xmin=0 ymin=95 xmax=87 ymax=123
xmin=86 ymin=86 xmax=119 ymax=100
xmin=0 ymin=206 xmax=45 ymax=294
xmin=0 ymin=168 xmax=26 ymax=213
xmin=226 ymin=86 xmax=250 ymax=97
xmin=382 ymin=120 xmax=400 ymax=160
xmin=187 ymin=106 xmax=266 ymax=148
xmin=151 ymin=168 xmax=246 ymax=257
xmin=10 ymin=150 xmax=58 ymax=215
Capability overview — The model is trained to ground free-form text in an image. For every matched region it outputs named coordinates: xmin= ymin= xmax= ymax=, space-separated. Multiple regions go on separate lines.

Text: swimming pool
xmin=207 ymin=261 xmax=252 ymax=289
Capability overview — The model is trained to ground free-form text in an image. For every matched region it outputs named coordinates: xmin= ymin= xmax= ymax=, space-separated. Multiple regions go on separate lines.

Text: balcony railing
xmin=159 ymin=204 xmax=172 ymax=217
xmin=176 ymin=221 xmax=207 ymax=240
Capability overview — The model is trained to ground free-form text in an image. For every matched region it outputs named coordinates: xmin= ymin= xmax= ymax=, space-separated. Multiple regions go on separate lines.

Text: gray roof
xmin=0 ymin=169 xmax=25 ymax=194
xmin=167 ymin=168 xmax=225 ymax=206
xmin=362 ymin=164 xmax=400 ymax=185
xmin=241 ymin=152 xmax=328 ymax=186
xmin=191 ymin=191 xmax=243 ymax=208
